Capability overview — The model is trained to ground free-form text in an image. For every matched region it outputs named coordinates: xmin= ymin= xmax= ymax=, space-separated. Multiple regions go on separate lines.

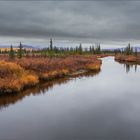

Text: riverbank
xmin=115 ymin=54 xmax=140 ymax=63
xmin=0 ymin=55 xmax=102 ymax=93
xmin=0 ymin=71 xmax=100 ymax=109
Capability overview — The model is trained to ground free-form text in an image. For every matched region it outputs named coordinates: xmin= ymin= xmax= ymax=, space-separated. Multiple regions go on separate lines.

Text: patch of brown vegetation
xmin=0 ymin=61 xmax=39 ymax=93
xmin=115 ymin=54 xmax=140 ymax=63
xmin=14 ymin=55 xmax=101 ymax=79
xmin=0 ymin=55 xmax=101 ymax=93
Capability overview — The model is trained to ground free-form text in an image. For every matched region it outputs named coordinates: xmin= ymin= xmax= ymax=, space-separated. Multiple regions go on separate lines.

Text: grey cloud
xmin=0 ymin=1 xmax=140 ymax=43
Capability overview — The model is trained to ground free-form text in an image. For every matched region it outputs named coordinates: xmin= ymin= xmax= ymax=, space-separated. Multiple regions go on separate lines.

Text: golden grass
xmin=41 ymin=69 xmax=69 ymax=80
xmin=0 ymin=61 xmax=39 ymax=93
xmin=0 ymin=55 xmax=101 ymax=93
xmin=86 ymin=63 xmax=101 ymax=71
xmin=115 ymin=54 xmax=137 ymax=62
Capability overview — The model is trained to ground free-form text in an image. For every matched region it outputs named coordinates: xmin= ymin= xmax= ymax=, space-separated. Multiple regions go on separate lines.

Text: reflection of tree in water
xmin=125 ymin=64 xmax=130 ymax=73
xmin=124 ymin=64 xmax=137 ymax=73
xmin=135 ymin=65 xmax=137 ymax=72
xmin=116 ymin=60 xmax=138 ymax=73
xmin=0 ymin=70 xmax=100 ymax=111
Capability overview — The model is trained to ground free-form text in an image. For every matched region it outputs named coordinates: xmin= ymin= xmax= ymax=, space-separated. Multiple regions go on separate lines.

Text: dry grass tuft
xmin=0 ymin=61 xmax=39 ymax=93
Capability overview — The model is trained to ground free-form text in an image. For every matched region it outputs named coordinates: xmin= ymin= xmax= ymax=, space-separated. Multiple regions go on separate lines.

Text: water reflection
xmin=0 ymin=71 xmax=100 ymax=111
xmin=124 ymin=64 xmax=137 ymax=73
xmin=116 ymin=61 xmax=138 ymax=73
xmin=1 ymin=57 xmax=140 ymax=140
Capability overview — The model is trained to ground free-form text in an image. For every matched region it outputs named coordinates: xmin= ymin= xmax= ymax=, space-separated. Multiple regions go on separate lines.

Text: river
xmin=0 ymin=57 xmax=140 ymax=140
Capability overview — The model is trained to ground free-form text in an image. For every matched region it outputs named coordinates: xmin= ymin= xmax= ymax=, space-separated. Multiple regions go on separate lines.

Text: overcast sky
xmin=0 ymin=1 xmax=140 ymax=47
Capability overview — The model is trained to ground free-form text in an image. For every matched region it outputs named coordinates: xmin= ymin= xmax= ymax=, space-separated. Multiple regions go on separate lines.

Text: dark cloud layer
xmin=0 ymin=1 xmax=140 ymax=42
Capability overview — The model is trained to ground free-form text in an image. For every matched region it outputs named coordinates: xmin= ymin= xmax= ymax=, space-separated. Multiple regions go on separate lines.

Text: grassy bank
xmin=0 ymin=71 xmax=101 ymax=109
xmin=115 ymin=54 xmax=140 ymax=63
xmin=0 ymin=55 xmax=101 ymax=93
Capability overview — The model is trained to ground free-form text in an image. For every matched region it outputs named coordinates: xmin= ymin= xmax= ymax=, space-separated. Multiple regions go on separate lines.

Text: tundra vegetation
xmin=0 ymin=39 xmax=139 ymax=93
xmin=115 ymin=43 xmax=140 ymax=63
xmin=0 ymin=39 xmax=105 ymax=93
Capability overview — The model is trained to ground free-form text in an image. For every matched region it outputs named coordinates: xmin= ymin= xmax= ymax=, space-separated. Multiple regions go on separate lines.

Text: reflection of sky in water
xmin=0 ymin=57 xmax=140 ymax=140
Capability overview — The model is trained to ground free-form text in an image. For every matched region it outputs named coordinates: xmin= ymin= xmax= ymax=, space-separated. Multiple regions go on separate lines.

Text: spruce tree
xmin=89 ymin=46 xmax=92 ymax=54
xmin=125 ymin=43 xmax=132 ymax=55
xmin=9 ymin=45 xmax=15 ymax=60
xmin=79 ymin=43 xmax=82 ymax=54
xmin=92 ymin=45 xmax=95 ymax=54
xmin=50 ymin=38 xmax=53 ymax=50
xmin=17 ymin=42 xmax=23 ymax=58
xmin=128 ymin=43 xmax=131 ymax=55
xmin=99 ymin=44 xmax=101 ymax=53
xmin=97 ymin=44 xmax=101 ymax=54
xmin=135 ymin=48 xmax=138 ymax=56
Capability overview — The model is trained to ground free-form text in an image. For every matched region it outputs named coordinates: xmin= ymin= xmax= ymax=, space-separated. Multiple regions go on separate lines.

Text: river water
xmin=0 ymin=57 xmax=140 ymax=140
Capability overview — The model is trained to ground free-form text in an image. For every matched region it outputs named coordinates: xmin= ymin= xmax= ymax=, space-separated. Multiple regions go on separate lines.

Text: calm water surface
xmin=0 ymin=57 xmax=140 ymax=140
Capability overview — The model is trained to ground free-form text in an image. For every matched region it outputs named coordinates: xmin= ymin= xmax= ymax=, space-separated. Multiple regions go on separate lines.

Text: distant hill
xmin=0 ymin=44 xmax=42 ymax=50
xmin=0 ymin=45 xmax=11 ymax=48
xmin=102 ymin=46 xmax=140 ymax=52
xmin=133 ymin=46 xmax=140 ymax=52
xmin=0 ymin=44 xmax=140 ymax=52
xmin=22 ymin=44 xmax=42 ymax=50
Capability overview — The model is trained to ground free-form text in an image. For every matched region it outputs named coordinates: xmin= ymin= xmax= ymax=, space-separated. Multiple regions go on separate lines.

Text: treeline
xmin=32 ymin=42 xmax=101 ymax=57
xmin=2 ymin=39 xmax=102 ymax=60
xmin=9 ymin=42 xmax=26 ymax=59
xmin=0 ymin=40 xmax=138 ymax=60
xmin=114 ymin=43 xmax=138 ymax=56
